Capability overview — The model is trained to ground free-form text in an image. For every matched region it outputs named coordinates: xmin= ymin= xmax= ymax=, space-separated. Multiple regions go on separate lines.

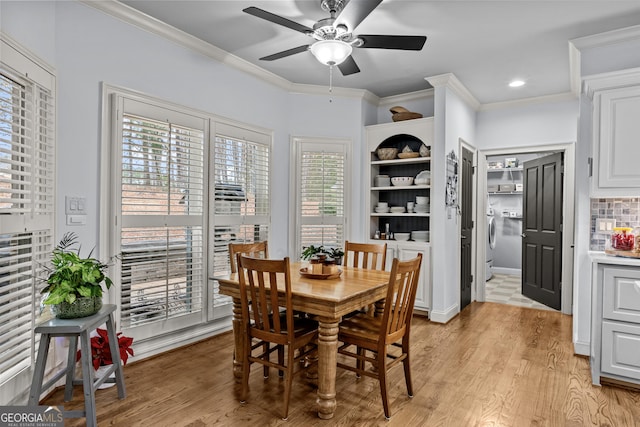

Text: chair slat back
xmin=380 ymin=254 xmax=422 ymax=342
xmin=237 ymin=255 xmax=292 ymax=344
xmin=343 ymin=241 xmax=387 ymax=271
xmin=229 ymin=241 xmax=269 ymax=273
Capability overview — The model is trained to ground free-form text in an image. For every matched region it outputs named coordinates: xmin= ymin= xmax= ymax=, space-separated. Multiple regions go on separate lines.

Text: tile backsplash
xmin=591 ymin=198 xmax=640 ymax=250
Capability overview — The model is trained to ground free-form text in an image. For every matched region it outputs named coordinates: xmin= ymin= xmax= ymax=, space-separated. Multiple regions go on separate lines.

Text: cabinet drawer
xmin=603 ymin=267 xmax=640 ymax=323
xmin=601 ymin=320 xmax=640 ymax=380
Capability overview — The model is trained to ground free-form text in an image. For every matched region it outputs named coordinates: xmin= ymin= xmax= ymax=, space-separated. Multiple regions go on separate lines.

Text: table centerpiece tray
xmin=299 ymin=267 xmax=342 ymax=280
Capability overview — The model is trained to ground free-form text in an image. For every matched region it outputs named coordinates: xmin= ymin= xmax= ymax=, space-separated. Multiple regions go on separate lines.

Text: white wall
xmin=476 ymin=99 xmax=578 ymax=148
xmin=429 ymin=80 xmax=477 ymax=322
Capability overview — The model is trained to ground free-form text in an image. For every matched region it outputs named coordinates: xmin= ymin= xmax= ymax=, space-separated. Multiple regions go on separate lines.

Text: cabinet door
xmin=601 ymin=320 xmax=640 ymax=381
xmin=593 ymin=85 xmax=640 ymax=196
xmin=603 ymin=266 xmax=640 ymax=323
xmin=397 ymin=246 xmax=430 ymax=311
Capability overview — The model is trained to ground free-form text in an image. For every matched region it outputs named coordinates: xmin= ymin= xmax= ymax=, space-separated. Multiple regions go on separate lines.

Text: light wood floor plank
xmin=42 ymin=302 xmax=640 ymax=426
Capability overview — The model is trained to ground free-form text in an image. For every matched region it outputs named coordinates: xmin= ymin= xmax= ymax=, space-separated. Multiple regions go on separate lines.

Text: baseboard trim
xmin=573 ymin=340 xmax=590 ymax=356
xmin=429 ymin=304 xmax=459 ymax=323
xmin=492 ymin=267 xmax=521 ymax=276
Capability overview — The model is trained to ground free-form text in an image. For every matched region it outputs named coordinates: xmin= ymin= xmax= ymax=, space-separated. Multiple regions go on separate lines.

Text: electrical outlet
xmin=596 ymin=218 xmax=616 ymax=234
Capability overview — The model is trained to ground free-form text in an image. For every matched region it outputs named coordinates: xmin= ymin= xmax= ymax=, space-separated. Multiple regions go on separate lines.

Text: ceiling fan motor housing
xmin=320 ymin=0 xmax=346 ymax=16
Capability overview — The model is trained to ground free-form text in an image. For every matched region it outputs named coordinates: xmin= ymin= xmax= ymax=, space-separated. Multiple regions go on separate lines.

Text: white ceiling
xmin=119 ymin=0 xmax=640 ymax=104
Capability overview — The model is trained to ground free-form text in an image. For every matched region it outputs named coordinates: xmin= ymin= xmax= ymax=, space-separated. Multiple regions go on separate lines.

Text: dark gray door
xmin=460 ymin=146 xmax=473 ymax=310
xmin=522 ymin=152 xmax=563 ymax=310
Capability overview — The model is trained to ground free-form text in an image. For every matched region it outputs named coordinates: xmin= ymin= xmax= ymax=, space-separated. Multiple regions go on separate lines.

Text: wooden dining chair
xmin=228 ymin=241 xmax=268 ymax=273
xmin=236 ymin=255 xmax=318 ymax=420
xmin=343 ymin=240 xmax=387 ymax=271
xmin=343 ymin=241 xmax=388 ymax=316
xmin=337 ymin=253 xmax=422 ymax=420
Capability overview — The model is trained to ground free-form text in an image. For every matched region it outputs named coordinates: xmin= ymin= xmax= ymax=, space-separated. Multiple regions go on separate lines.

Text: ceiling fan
xmin=243 ymin=0 xmax=427 ymax=76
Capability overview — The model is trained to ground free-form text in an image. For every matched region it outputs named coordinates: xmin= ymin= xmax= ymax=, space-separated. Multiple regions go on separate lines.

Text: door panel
xmin=522 ymin=152 xmax=563 ymax=310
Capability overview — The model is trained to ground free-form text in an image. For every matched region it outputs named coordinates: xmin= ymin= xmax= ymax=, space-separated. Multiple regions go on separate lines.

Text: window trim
xmin=289 ymin=136 xmax=351 ymax=260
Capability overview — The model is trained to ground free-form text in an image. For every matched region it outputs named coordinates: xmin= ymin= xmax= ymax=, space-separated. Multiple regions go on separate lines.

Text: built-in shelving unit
xmin=365 ymin=117 xmax=434 ymax=313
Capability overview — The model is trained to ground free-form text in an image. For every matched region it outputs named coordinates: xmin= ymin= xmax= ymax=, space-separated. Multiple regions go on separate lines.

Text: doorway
xmin=476 ymin=143 xmax=575 ymax=315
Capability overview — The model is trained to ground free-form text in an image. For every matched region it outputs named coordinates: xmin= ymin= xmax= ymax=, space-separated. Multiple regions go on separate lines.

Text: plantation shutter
xmin=293 ymin=140 xmax=347 ymax=259
xmin=0 ymin=49 xmax=55 ymax=386
xmin=117 ymin=97 xmax=206 ymax=332
xmin=209 ymin=123 xmax=270 ymax=318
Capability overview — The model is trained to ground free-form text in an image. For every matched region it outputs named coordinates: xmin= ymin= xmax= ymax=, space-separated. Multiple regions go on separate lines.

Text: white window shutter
xmin=118 ymin=111 xmax=205 ymax=331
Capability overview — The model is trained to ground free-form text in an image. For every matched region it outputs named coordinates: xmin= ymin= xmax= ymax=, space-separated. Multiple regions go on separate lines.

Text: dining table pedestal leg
xmin=231 ymin=297 xmax=244 ymax=382
xmin=316 ymin=316 xmax=340 ymax=419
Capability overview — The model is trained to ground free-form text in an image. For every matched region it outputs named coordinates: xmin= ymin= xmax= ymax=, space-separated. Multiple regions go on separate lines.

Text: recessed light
xmin=509 ymin=80 xmax=525 ymax=88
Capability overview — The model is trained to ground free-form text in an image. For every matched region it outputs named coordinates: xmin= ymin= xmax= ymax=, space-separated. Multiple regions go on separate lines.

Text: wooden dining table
xmin=214 ymin=261 xmax=390 ymax=419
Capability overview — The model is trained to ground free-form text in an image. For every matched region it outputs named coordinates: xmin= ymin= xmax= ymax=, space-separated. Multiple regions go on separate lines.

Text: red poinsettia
xmin=77 ymin=328 xmax=134 ymax=370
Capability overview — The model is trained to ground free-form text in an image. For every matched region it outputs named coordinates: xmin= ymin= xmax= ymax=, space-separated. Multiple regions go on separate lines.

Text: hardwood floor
xmin=42 ymin=302 xmax=640 ymax=426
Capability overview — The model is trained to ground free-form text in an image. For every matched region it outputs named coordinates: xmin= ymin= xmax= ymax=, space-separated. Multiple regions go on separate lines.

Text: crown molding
xmin=479 ymin=91 xmax=577 ymax=112
xmin=81 ymin=1 xmax=294 ymax=91
xmin=424 ymin=73 xmax=481 ymax=111
xmin=289 ymin=82 xmax=378 ymax=103
xmin=570 ymin=24 xmax=640 ymax=51
xmin=378 ymin=88 xmax=434 ymax=106
xmin=582 ymin=66 xmax=640 ymax=99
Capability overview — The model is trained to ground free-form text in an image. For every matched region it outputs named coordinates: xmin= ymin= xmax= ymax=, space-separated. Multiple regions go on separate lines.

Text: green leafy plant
xmin=41 ymin=232 xmax=114 ymax=305
xmin=301 ymin=245 xmax=325 ymax=260
xmin=327 ymin=247 xmax=344 ymax=259
xmin=301 ymin=245 xmax=343 ymax=261
xmin=77 ymin=328 xmax=134 ymax=370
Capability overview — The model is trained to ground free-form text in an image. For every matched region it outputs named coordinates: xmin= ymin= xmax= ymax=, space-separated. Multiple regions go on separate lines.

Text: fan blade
xmin=338 ymin=55 xmax=360 ymax=76
xmin=335 ymin=0 xmax=382 ymax=31
xmin=358 ymin=35 xmax=427 ymax=50
xmin=243 ymin=6 xmax=313 ymax=34
xmin=259 ymin=45 xmax=310 ymax=61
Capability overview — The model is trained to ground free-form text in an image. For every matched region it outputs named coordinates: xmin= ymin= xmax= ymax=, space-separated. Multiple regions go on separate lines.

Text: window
xmin=112 ymin=96 xmax=206 ymax=334
xmin=209 ymin=123 xmax=270 ymax=319
xmin=0 ymin=38 xmax=55 ymax=389
xmin=291 ymin=138 xmax=349 ymax=259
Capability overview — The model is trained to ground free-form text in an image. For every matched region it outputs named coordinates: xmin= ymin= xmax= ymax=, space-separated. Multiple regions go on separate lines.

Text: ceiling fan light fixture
xmin=310 ymin=40 xmax=353 ymax=66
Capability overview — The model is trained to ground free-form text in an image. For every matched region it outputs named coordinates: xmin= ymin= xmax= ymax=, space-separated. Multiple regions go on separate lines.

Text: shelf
xmin=489 ymin=191 xmax=522 ymax=195
xmin=371 ymin=157 xmax=430 ymax=166
xmin=487 ymin=167 xmax=522 ymax=172
xmin=372 ymin=185 xmax=431 ymax=191
xmin=371 ymin=213 xmax=430 ymax=217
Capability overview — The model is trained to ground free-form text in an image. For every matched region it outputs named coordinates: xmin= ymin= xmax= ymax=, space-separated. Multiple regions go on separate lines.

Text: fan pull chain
xmin=329 ymin=64 xmax=333 ymax=103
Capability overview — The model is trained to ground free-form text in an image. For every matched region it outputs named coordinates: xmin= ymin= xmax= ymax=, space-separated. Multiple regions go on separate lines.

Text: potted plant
xmin=77 ymin=328 xmax=134 ymax=388
xmin=78 ymin=328 xmax=134 ymax=369
xmin=41 ymin=232 xmax=114 ymax=319
xmin=326 ymin=247 xmax=344 ymax=265
xmin=301 ymin=245 xmax=344 ymax=265
xmin=301 ymin=244 xmax=326 ymax=261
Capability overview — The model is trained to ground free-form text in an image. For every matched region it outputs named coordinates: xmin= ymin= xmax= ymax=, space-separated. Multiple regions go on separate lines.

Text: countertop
xmin=590 ymin=251 xmax=640 ymax=267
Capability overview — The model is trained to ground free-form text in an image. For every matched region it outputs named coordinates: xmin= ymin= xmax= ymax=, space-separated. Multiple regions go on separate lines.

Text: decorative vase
xmin=52 ymin=296 xmax=102 ymax=319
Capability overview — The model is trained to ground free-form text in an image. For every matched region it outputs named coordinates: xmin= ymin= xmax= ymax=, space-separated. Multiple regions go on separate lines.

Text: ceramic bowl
xmin=376 ymin=148 xmax=398 ymax=160
xmin=391 ymin=177 xmax=414 ymax=186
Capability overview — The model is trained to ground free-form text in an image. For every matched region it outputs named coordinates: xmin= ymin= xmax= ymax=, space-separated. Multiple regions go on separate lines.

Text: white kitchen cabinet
xmin=381 ymin=241 xmax=431 ymax=314
xmin=585 ymin=69 xmax=640 ymax=197
xmin=591 ymin=262 xmax=640 ymax=386
xmin=365 ymin=118 xmax=434 ymax=316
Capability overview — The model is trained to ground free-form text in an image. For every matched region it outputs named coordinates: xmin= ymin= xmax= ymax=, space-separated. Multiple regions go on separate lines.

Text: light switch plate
xmin=596 ymin=218 xmax=616 ymax=234
xmin=65 ymin=196 xmax=87 ymax=215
